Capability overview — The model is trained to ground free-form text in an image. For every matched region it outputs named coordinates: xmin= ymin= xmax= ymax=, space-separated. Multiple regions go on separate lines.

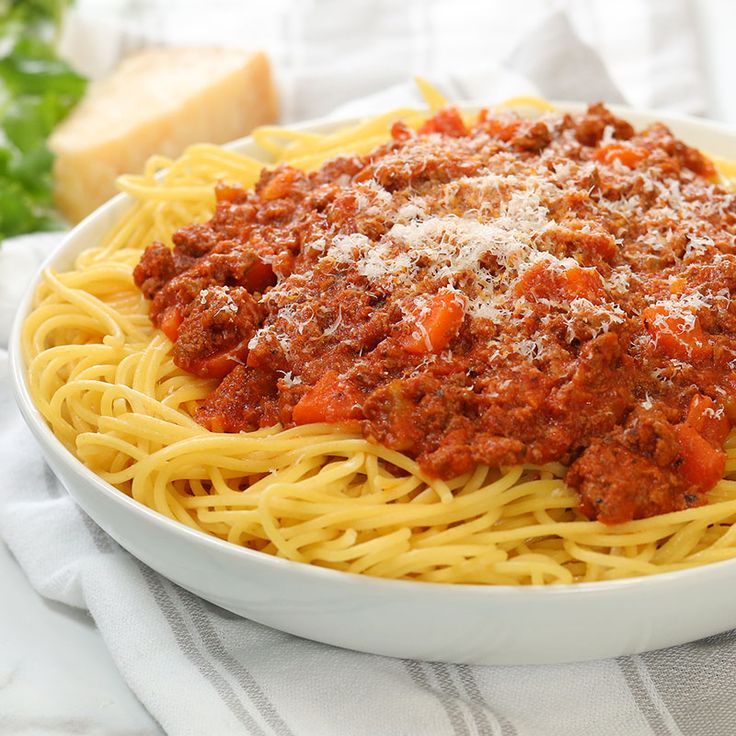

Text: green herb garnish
xmin=0 ymin=0 xmax=87 ymax=240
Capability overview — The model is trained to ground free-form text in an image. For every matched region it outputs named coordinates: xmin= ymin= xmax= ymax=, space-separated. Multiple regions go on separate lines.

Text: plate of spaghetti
xmin=12 ymin=87 xmax=736 ymax=664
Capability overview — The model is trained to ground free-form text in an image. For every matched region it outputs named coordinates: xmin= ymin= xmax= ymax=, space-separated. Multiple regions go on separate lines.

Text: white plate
xmin=11 ymin=103 xmax=736 ymax=665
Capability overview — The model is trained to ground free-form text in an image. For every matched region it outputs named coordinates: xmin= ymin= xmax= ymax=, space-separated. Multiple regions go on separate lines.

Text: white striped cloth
xmin=2 ymin=2 xmax=733 ymax=734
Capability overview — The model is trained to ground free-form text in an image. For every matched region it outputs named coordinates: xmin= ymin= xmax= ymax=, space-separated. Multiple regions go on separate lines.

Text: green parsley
xmin=0 ymin=0 xmax=87 ymax=240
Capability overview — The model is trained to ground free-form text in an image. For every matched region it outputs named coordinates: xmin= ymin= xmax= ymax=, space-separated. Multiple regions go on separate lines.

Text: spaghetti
xmin=22 ymin=91 xmax=736 ymax=585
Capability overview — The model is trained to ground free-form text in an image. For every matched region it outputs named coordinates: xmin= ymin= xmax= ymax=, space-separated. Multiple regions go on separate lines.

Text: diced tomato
xmin=185 ymin=337 xmax=251 ymax=380
xmin=514 ymin=263 xmax=604 ymax=303
xmin=476 ymin=109 xmax=522 ymax=142
xmin=561 ymin=267 xmax=605 ymax=301
xmin=674 ymin=422 xmax=725 ymax=492
xmin=391 ymin=121 xmax=413 ymax=142
xmin=292 ymin=370 xmax=363 ymax=424
xmin=261 ymin=169 xmax=300 ymax=201
xmin=595 ymin=143 xmax=649 ymax=168
xmin=243 ymin=259 xmax=276 ymax=293
xmin=686 ymin=394 xmax=730 ymax=446
xmin=158 ymin=306 xmax=183 ymax=342
xmin=641 ymin=305 xmax=710 ymax=362
xmin=401 ymin=291 xmax=466 ymax=354
xmin=700 ymin=156 xmax=716 ymax=179
xmin=272 ymin=250 xmax=295 ymax=278
xmin=669 ymin=277 xmax=686 ymax=295
xmin=215 ymin=183 xmax=248 ymax=204
xmin=418 ymin=108 xmax=468 ymax=137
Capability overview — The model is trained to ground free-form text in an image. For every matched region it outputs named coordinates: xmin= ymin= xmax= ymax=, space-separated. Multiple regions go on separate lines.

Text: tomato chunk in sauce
xmin=134 ymin=103 xmax=736 ymax=524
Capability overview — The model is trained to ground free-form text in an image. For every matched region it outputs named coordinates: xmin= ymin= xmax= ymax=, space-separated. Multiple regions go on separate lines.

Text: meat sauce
xmin=134 ymin=104 xmax=736 ymax=524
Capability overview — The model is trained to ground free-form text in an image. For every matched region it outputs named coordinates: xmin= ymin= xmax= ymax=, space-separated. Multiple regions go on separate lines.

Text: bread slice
xmin=49 ymin=48 xmax=278 ymax=223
